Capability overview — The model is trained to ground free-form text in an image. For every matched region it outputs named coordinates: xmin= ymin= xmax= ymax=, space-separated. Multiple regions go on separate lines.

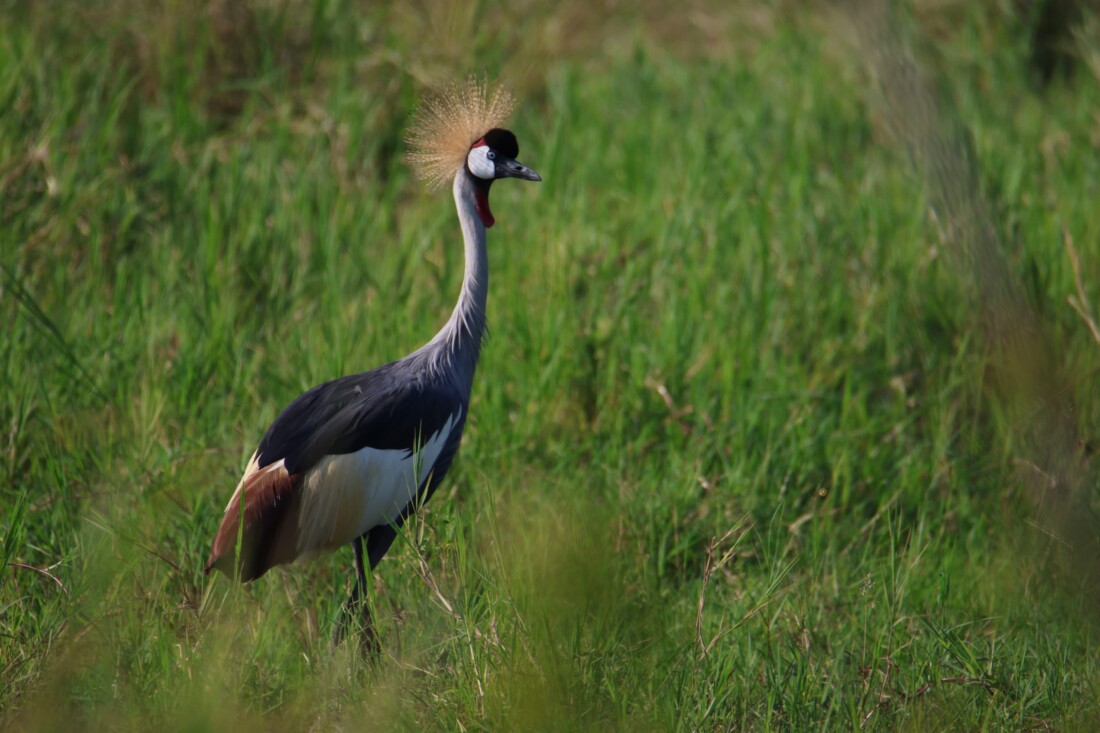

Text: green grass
xmin=3 ymin=0 xmax=1100 ymax=729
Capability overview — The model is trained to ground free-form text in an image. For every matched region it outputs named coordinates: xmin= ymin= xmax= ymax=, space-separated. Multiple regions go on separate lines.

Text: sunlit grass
xmin=3 ymin=0 xmax=1100 ymax=729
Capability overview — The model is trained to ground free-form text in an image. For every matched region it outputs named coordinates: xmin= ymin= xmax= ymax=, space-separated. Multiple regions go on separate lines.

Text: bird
xmin=204 ymin=78 xmax=541 ymax=649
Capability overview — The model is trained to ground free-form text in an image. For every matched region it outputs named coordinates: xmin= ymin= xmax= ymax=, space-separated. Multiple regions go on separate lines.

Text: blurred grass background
xmin=3 ymin=0 xmax=1100 ymax=729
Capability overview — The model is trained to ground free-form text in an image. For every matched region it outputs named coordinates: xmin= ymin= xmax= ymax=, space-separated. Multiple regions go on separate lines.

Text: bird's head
xmin=465 ymin=128 xmax=541 ymax=228
xmin=407 ymin=78 xmax=541 ymax=228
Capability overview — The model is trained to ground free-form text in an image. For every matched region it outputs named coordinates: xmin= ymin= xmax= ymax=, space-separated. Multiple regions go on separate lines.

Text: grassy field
xmin=4 ymin=0 xmax=1100 ymax=729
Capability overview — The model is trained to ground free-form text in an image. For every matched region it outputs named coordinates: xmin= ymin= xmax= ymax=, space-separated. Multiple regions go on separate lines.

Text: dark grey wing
xmin=256 ymin=362 xmax=466 ymax=473
xmin=252 ymin=369 xmax=383 ymax=472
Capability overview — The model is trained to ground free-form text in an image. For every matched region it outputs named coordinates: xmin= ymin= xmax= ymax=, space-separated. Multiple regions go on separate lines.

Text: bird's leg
xmin=332 ymin=535 xmax=380 ymax=655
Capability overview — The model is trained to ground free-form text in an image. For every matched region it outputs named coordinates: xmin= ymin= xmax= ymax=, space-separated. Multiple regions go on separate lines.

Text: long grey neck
xmin=411 ymin=170 xmax=488 ymax=392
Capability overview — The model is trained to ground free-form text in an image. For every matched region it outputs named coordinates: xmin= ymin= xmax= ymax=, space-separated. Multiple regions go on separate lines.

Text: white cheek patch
xmin=466 ymin=145 xmax=495 ymax=180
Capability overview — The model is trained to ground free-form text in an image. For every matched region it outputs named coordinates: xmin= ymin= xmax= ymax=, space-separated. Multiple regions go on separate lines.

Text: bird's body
xmin=205 ymin=370 xmax=468 ymax=580
xmin=204 ymin=80 xmax=540 ymax=646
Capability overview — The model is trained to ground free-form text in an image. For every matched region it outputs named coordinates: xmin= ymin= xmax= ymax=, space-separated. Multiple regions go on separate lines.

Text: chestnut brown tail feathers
xmin=204 ymin=464 xmax=302 ymax=582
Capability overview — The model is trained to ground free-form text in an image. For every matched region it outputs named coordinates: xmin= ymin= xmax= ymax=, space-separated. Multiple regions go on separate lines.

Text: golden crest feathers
xmin=406 ymin=77 xmax=515 ymax=190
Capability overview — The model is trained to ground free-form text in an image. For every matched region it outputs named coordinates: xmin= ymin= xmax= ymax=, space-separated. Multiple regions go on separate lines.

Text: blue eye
xmin=487 ymin=150 xmax=496 ymax=160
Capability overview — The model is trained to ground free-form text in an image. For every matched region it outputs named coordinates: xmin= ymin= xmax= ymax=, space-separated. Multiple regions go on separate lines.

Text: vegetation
xmin=3 ymin=1 xmax=1100 ymax=729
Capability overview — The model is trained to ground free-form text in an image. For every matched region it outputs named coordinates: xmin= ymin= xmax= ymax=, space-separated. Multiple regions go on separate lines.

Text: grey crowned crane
xmin=204 ymin=79 xmax=541 ymax=648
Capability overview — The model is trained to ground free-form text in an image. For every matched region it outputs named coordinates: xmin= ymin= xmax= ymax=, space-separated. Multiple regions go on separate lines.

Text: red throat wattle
xmin=474 ymin=185 xmax=495 ymax=228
